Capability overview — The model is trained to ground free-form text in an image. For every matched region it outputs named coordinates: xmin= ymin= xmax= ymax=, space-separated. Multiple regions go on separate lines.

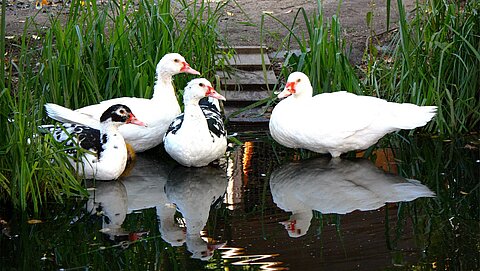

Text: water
xmin=1 ymin=130 xmax=479 ymax=270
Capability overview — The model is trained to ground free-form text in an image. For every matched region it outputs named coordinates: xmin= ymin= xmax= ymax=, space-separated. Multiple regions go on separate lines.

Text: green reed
xmin=262 ymin=0 xmax=362 ymax=95
xmin=0 ymin=0 xmax=230 ymax=212
xmin=1 ymin=26 xmax=86 ymax=213
xmin=364 ymin=0 xmax=480 ymax=134
xmin=41 ymin=0 xmax=229 ymax=108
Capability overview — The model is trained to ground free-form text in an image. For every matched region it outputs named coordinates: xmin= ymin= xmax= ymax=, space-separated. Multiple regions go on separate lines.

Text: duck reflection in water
xmin=166 ymin=165 xmax=228 ymax=260
xmin=87 ymin=153 xmax=185 ymax=245
xmin=121 ymin=154 xmax=186 ymax=246
xmin=86 ymin=180 xmax=130 ymax=241
xmin=270 ymin=157 xmax=435 ymax=238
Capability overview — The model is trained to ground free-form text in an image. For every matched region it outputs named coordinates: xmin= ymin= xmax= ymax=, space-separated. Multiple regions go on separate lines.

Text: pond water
xmin=1 ymin=128 xmax=479 ymax=270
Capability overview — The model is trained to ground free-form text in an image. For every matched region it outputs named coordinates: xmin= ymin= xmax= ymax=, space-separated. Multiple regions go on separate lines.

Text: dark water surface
xmin=1 ymin=130 xmax=479 ymax=270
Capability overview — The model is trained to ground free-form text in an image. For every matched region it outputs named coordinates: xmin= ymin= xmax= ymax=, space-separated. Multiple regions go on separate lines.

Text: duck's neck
xmin=151 ymin=72 xmax=177 ymax=104
xmin=183 ymin=99 xmax=207 ymax=126
xmin=294 ymin=88 xmax=313 ymax=101
xmin=99 ymin=123 xmax=125 ymax=155
xmin=100 ymin=122 xmax=121 ymax=137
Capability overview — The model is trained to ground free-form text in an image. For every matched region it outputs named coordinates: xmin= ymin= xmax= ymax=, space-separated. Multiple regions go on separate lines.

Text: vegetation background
xmin=1 ymin=0 xmax=478 ymax=212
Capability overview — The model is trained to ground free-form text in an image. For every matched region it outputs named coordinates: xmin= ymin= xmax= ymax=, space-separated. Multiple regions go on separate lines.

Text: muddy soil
xmin=4 ymin=0 xmax=415 ymax=64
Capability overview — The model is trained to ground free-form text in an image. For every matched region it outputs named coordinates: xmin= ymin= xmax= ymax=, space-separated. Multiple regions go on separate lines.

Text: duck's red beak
xmin=181 ymin=62 xmax=201 ymax=75
xmin=277 ymin=81 xmax=296 ymax=98
xmin=206 ymin=86 xmax=226 ymax=101
xmin=127 ymin=113 xmax=147 ymax=127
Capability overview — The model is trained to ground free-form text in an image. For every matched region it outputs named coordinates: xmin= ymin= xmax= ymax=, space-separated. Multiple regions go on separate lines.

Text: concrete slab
xmin=216 ymin=70 xmax=277 ymax=90
xmin=224 ymin=105 xmax=270 ymax=124
xmin=222 ymin=90 xmax=272 ymax=102
xmin=217 ymin=53 xmax=271 ymax=70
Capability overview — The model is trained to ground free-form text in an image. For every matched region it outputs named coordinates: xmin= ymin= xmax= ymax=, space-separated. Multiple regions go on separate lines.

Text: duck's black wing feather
xmin=165 ymin=98 xmax=226 ymax=139
xmin=40 ymin=123 xmax=103 ymax=157
xmin=165 ymin=114 xmax=185 ymax=136
xmin=199 ymin=97 xmax=226 ymax=139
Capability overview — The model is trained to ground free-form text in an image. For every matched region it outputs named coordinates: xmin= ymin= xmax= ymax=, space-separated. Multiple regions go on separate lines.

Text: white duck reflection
xmin=165 ymin=165 xmax=228 ymax=260
xmin=270 ymin=157 xmax=435 ymax=238
xmin=86 ymin=180 xmax=129 ymax=240
xmin=121 ymin=154 xmax=186 ymax=246
xmin=85 ymin=153 xmax=186 ymax=245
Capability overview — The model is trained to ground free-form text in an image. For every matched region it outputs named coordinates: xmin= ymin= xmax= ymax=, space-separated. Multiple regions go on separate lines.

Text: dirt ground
xmin=214 ymin=0 xmax=416 ymax=64
xmin=5 ymin=0 xmax=415 ymax=64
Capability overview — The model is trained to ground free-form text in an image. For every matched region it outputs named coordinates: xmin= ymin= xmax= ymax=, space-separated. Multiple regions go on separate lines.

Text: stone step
xmin=217 ymin=45 xmax=273 ymax=70
xmin=222 ymin=90 xmax=271 ymax=103
xmin=217 ymin=45 xmax=277 ymax=124
xmin=217 ymin=53 xmax=271 ymax=70
xmin=220 ymin=45 xmax=268 ymax=54
xmin=216 ymin=70 xmax=277 ymax=91
xmin=224 ymin=105 xmax=270 ymax=124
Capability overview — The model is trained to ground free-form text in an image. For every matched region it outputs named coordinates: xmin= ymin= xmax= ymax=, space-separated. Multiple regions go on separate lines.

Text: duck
xmin=270 ymin=157 xmax=435 ymax=237
xmin=44 ymin=53 xmax=200 ymax=152
xmin=269 ymin=72 xmax=437 ymax=158
xmin=164 ymin=78 xmax=227 ymax=167
xmin=41 ymin=104 xmax=146 ymax=180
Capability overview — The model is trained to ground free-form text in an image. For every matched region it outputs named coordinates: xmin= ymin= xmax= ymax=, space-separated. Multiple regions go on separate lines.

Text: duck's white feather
xmin=45 ymin=103 xmax=100 ymax=129
xmin=270 ymin=72 xmax=437 ymax=157
xmin=42 ymin=120 xmax=127 ymax=180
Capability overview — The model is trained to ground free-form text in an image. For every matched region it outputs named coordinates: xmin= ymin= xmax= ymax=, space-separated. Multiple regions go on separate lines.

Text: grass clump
xmin=0 ymin=0 xmax=231 ymax=212
xmin=364 ymin=0 xmax=480 ymax=134
xmin=1 ymin=33 xmax=86 ymax=213
xmin=264 ymin=0 xmax=362 ymax=95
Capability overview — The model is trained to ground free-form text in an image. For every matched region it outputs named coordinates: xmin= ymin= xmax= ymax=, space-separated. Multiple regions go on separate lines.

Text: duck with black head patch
xmin=163 ymin=78 xmax=227 ymax=167
xmin=41 ymin=104 xmax=145 ymax=180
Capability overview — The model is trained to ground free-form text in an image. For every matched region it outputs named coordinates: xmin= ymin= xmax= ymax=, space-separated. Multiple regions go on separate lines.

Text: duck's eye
xmin=174 ymin=59 xmax=180 ymax=63
xmin=199 ymin=83 xmax=205 ymax=87
xmin=119 ymin=109 xmax=126 ymax=115
xmin=296 ymin=79 xmax=301 ymax=83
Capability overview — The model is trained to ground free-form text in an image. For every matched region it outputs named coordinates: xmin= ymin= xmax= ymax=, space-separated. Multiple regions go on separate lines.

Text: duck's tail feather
xmin=44 ymin=103 xmax=100 ymax=129
xmin=389 ymin=178 xmax=436 ymax=202
xmin=390 ymin=103 xmax=437 ymax=129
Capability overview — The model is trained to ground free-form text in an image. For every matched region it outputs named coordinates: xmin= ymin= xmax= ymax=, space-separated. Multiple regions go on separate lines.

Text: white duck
xmin=44 ymin=53 xmax=200 ymax=152
xmin=164 ymin=78 xmax=227 ymax=167
xmin=270 ymin=157 xmax=435 ymax=237
xmin=41 ymin=104 xmax=145 ymax=180
xmin=269 ymin=72 xmax=437 ymax=157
